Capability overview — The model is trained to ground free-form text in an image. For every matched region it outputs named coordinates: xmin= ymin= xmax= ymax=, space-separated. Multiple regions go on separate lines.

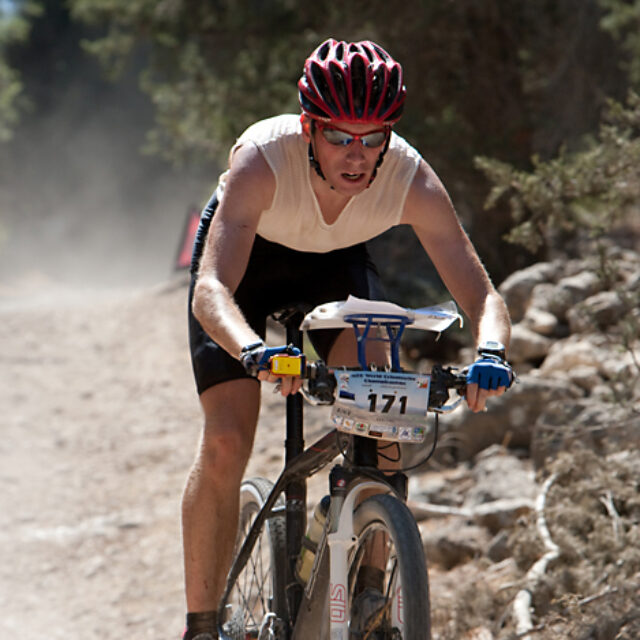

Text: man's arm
xmin=401 ymin=159 xmax=512 ymax=412
xmin=191 ymin=143 xmax=275 ymax=361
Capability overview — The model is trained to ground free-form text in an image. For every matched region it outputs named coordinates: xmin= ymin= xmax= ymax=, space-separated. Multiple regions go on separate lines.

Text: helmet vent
xmin=311 ymin=62 xmax=338 ymax=117
xmin=381 ymin=66 xmax=400 ymax=113
xmin=330 ymin=62 xmax=348 ymax=115
xmin=318 ymin=41 xmax=331 ymax=60
xmin=372 ymin=44 xmax=390 ymax=62
xmin=351 ymin=56 xmax=366 ymax=118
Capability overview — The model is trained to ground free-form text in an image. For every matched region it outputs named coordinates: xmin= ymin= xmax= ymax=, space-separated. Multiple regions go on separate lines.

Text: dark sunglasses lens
xmin=321 ymin=128 xmax=353 ymax=145
xmin=361 ymin=131 xmax=387 ymax=147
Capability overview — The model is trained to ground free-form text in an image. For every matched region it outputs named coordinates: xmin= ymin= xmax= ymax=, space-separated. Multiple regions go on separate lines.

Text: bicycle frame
xmin=219 ymin=300 xmax=464 ymax=639
xmin=219 ymin=315 xmax=407 ymax=637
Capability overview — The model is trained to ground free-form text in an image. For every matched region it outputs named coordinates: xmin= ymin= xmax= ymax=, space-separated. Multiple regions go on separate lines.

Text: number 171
xmin=367 ymin=393 xmax=407 ymax=414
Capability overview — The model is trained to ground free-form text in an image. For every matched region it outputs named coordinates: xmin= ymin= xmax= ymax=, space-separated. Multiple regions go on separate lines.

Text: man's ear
xmin=300 ymin=114 xmax=312 ymax=142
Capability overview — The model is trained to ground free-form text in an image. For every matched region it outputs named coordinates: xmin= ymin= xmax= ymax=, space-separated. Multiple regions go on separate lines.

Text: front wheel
xmin=219 ymin=477 xmax=287 ymax=640
xmin=348 ymin=493 xmax=430 ymax=639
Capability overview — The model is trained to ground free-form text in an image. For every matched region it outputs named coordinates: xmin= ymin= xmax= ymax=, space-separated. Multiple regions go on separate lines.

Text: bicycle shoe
xmin=349 ymin=587 xmax=389 ymax=637
xmin=182 ymin=611 xmax=218 ymax=640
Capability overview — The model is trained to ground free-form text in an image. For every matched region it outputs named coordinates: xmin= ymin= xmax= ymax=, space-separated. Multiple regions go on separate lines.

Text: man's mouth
xmin=342 ymin=172 xmax=364 ymax=181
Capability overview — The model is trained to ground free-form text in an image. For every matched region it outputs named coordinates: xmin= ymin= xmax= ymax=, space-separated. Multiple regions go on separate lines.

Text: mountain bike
xmin=218 ymin=297 xmax=467 ymax=640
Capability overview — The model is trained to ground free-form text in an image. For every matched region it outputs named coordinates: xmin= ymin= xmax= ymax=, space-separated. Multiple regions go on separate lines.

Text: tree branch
xmin=512 ymin=473 xmax=560 ymax=635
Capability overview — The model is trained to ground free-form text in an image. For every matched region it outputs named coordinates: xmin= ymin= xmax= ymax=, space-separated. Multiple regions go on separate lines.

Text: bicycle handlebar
xmin=267 ymin=355 xmax=467 ymax=412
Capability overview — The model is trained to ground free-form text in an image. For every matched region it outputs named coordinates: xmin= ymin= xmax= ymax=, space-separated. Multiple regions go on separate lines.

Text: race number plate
xmin=331 ymin=371 xmax=431 ymax=443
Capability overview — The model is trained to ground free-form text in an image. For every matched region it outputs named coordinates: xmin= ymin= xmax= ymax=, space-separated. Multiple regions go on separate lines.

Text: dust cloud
xmin=0 ymin=69 xmax=214 ymax=303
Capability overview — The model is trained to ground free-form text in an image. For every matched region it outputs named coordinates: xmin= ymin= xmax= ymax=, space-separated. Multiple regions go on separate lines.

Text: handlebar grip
xmin=304 ymin=361 xmax=336 ymax=404
xmin=427 ymin=365 xmax=467 ymax=410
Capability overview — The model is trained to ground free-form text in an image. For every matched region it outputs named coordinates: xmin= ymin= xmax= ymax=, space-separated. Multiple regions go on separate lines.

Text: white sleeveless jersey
xmin=216 ymin=114 xmax=422 ymax=253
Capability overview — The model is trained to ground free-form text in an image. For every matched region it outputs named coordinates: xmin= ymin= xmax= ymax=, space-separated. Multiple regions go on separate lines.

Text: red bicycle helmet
xmin=298 ymin=39 xmax=406 ymax=125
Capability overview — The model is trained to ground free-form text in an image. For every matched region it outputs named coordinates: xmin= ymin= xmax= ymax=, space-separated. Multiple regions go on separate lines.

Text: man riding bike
xmin=183 ymin=38 xmax=513 ymax=640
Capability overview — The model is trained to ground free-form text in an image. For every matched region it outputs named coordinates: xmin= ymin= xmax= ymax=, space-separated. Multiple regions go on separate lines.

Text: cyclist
xmin=183 ymin=38 xmax=513 ymax=639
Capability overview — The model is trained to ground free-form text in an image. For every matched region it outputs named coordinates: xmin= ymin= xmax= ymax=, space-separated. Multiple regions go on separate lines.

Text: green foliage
xmin=599 ymin=0 xmax=640 ymax=87
xmin=476 ymin=92 xmax=640 ymax=254
xmin=69 ymin=0 xmax=325 ymax=163
xmin=0 ymin=1 xmax=41 ymax=141
xmin=477 ymin=92 xmax=640 ymax=381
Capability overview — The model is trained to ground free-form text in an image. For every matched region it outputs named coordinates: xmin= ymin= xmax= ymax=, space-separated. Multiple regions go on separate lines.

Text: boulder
xmin=498 ymin=262 xmax=559 ymax=322
xmin=529 ymin=282 xmax=574 ymax=321
xmin=508 ymin=324 xmax=553 ymax=364
xmin=421 ymin=520 xmax=490 ymax=569
xmin=539 ymin=334 xmax=607 ymax=375
xmin=567 ymin=290 xmax=627 ymax=333
xmin=540 ymin=333 xmax=639 ymax=381
xmin=465 ymin=446 xmax=537 ymax=505
xmin=522 ymin=306 xmax=559 ymax=337
xmin=430 ymin=374 xmax=582 ymax=461
xmin=556 ymin=270 xmax=602 ymax=303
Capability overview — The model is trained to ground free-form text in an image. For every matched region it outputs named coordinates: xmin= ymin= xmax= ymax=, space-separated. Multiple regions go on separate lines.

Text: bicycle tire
xmin=219 ymin=477 xmax=287 ymax=640
xmin=349 ymin=493 xmax=431 ymax=639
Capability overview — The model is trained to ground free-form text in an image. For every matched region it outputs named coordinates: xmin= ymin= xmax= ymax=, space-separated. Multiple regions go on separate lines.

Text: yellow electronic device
xmin=270 ymin=354 xmax=305 ymax=376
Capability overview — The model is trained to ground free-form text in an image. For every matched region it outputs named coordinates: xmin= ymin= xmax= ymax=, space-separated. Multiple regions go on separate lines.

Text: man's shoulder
xmin=388 ymin=130 xmax=422 ymax=162
xmin=239 ymin=114 xmax=302 ymax=144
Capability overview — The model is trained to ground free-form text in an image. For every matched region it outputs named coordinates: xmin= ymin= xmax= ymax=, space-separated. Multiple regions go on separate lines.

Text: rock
xmin=508 ymin=324 xmax=553 ymax=364
xmin=498 ymin=262 xmax=558 ymax=322
xmin=567 ymin=290 xmax=627 ymax=333
xmin=529 ymin=282 xmax=573 ymax=321
xmin=487 ymin=530 xmax=511 ymax=563
xmin=466 ymin=446 xmax=536 ymax=505
xmin=473 ymin=499 xmax=535 ymax=533
xmin=431 ymin=374 xmax=582 ymax=461
xmin=557 ymin=270 xmax=602 ymax=303
xmin=421 ymin=521 xmax=490 ymax=569
xmin=531 ymin=398 xmax=639 ymax=467
xmin=566 ymin=365 xmax=602 ymax=392
xmin=539 ymin=334 xmax=607 ymax=375
xmin=540 ymin=333 xmax=639 ymax=382
xmin=522 ymin=306 xmax=559 ymax=336
xmin=463 ymin=447 xmax=536 ymax=532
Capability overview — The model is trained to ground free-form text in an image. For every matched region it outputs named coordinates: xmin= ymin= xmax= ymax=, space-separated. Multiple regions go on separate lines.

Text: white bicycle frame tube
xmin=326 ymin=480 xmax=393 ymax=640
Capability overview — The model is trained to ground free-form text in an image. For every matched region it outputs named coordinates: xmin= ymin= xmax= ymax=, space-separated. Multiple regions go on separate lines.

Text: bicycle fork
xmin=292 ymin=475 xmax=396 ymax=640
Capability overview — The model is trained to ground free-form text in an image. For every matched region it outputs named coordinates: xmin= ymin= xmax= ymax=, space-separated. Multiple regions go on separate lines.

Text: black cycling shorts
xmin=188 ymin=193 xmax=386 ymax=395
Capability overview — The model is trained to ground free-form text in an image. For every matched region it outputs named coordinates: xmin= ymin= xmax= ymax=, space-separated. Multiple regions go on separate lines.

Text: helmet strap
xmin=308 ymin=121 xmax=336 ymax=189
xmin=307 ymin=141 xmax=325 ymax=180
xmin=367 ymin=133 xmax=391 ymax=187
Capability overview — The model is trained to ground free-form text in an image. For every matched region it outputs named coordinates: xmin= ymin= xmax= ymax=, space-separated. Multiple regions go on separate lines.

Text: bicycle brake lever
xmin=432 ymin=396 xmax=464 ymax=413
xmin=299 ymin=386 xmax=333 ymax=406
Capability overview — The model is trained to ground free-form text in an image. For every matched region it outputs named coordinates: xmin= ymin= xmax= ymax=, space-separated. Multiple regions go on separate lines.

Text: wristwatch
xmin=477 ymin=340 xmax=506 ymax=361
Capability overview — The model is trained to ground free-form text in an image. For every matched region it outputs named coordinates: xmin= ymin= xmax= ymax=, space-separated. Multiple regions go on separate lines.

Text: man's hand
xmin=240 ymin=342 xmax=304 ymax=396
xmin=465 ymin=356 xmax=514 ymax=413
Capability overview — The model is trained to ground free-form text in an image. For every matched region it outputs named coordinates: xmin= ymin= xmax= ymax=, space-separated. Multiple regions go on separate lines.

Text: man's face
xmin=302 ymin=117 xmax=389 ymax=196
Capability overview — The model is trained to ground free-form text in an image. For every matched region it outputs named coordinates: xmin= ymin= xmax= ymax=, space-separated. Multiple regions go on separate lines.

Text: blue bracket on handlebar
xmin=343 ymin=313 xmax=413 ymax=371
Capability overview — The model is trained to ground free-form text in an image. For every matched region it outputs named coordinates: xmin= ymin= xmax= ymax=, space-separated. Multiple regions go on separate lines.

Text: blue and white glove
xmin=240 ymin=341 xmax=302 ymax=377
xmin=466 ymin=356 xmax=514 ymax=390
xmin=466 ymin=341 xmax=514 ymax=390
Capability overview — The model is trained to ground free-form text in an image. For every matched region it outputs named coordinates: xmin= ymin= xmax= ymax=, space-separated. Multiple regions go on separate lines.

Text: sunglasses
xmin=315 ymin=122 xmax=389 ymax=148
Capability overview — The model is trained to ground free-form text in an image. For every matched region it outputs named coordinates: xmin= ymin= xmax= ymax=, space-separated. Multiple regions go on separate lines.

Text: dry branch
xmin=512 ymin=473 xmax=560 ymax=635
xmin=599 ymin=490 xmax=623 ymax=545
xmin=408 ymin=497 xmax=534 ymax=526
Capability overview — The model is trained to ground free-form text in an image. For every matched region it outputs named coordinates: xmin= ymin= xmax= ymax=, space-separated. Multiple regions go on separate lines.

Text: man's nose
xmin=346 ymin=140 xmax=366 ymax=160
